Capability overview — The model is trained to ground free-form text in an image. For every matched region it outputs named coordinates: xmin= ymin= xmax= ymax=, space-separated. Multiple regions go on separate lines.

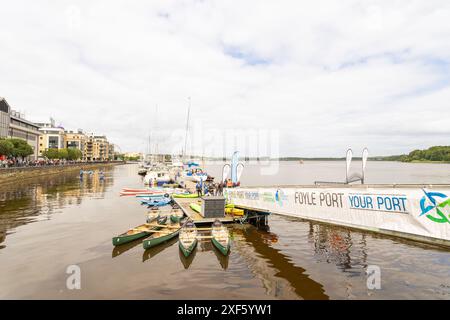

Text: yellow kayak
xmin=225 ymin=207 xmax=244 ymax=216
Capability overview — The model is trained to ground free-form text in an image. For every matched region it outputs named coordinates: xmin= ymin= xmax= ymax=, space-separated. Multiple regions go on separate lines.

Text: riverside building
xmin=0 ymin=98 xmax=40 ymax=160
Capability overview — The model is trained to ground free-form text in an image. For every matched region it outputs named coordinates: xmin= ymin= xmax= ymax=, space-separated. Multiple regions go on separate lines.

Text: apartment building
xmin=65 ymin=129 xmax=87 ymax=159
xmin=0 ymin=98 xmax=41 ymax=160
xmin=36 ymin=119 xmax=66 ymax=157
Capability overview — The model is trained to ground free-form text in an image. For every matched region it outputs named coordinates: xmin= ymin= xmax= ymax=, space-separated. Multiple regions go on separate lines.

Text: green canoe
xmin=170 ymin=214 xmax=182 ymax=223
xmin=179 ymin=238 xmax=197 ymax=257
xmin=212 ymin=236 xmax=231 ymax=256
xmin=173 ymin=193 xmax=199 ymax=199
xmin=112 ymin=216 xmax=167 ymax=246
xmin=189 ymin=203 xmax=201 ymax=213
xmin=179 ymin=221 xmax=198 ymax=257
xmin=211 ymin=220 xmax=231 ymax=256
xmin=169 ymin=209 xmax=185 ymax=223
xmin=142 ymin=224 xmax=181 ymax=250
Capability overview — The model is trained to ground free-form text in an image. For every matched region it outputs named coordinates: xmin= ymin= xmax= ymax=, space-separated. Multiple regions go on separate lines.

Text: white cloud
xmin=0 ymin=0 xmax=449 ymax=156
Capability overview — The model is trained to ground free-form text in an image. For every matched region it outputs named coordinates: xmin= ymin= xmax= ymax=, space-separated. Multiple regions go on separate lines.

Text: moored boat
xmin=144 ymin=170 xmax=171 ymax=186
xmin=137 ymin=193 xmax=170 ymax=200
xmin=112 ymin=216 xmax=167 ymax=246
xmin=211 ymin=219 xmax=230 ymax=255
xmin=120 ymin=191 xmax=165 ymax=196
xmin=142 ymin=222 xmax=182 ymax=250
xmin=172 ymin=193 xmax=199 ymax=199
xmin=138 ymin=168 xmax=147 ymax=176
xmin=170 ymin=209 xmax=185 ymax=223
xmin=179 ymin=220 xmax=198 ymax=257
xmin=142 ymin=198 xmax=172 ymax=207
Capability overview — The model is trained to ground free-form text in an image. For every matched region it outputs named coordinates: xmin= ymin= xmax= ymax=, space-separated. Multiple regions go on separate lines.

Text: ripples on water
xmin=0 ymin=163 xmax=449 ymax=299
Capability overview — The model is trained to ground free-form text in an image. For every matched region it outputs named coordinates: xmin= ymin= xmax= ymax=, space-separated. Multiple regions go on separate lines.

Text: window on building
xmin=48 ymin=136 xmax=59 ymax=149
xmin=67 ymin=141 xmax=79 ymax=149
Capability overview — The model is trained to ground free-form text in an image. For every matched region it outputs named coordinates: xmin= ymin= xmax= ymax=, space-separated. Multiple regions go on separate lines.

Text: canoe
xmin=136 ymin=193 xmax=170 ymax=199
xmin=146 ymin=212 xmax=160 ymax=223
xmin=148 ymin=208 xmax=183 ymax=223
xmin=211 ymin=219 xmax=230 ymax=255
xmin=189 ymin=203 xmax=201 ymax=213
xmin=120 ymin=192 xmax=165 ymax=197
xmin=179 ymin=221 xmax=198 ymax=257
xmin=122 ymin=188 xmax=155 ymax=193
xmin=142 ymin=222 xmax=181 ymax=250
xmin=172 ymin=193 xmax=199 ymax=199
xmin=112 ymin=216 xmax=167 ymax=246
xmin=170 ymin=210 xmax=185 ymax=223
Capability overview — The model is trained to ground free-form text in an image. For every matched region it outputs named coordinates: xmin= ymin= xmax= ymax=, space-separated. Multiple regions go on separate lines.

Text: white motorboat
xmin=144 ymin=170 xmax=171 ymax=186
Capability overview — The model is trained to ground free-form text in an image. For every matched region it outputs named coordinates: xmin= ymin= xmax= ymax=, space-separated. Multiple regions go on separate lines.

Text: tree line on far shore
xmin=0 ymin=138 xmax=82 ymax=160
xmin=400 ymin=146 xmax=450 ymax=162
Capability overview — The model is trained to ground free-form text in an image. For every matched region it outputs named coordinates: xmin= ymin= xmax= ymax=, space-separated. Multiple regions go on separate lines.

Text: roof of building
xmin=10 ymin=112 xmax=40 ymax=129
xmin=38 ymin=127 xmax=65 ymax=133
xmin=0 ymin=97 xmax=11 ymax=113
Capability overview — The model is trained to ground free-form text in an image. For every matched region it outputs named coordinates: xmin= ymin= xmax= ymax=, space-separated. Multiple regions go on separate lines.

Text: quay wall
xmin=0 ymin=162 xmax=124 ymax=185
xmin=224 ymin=184 xmax=450 ymax=247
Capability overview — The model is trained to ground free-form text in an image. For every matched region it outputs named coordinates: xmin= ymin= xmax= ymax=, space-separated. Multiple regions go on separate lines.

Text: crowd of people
xmin=0 ymin=159 xmax=113 ymax=168
xmin=195 ymin=178 xmax=240 ymax=197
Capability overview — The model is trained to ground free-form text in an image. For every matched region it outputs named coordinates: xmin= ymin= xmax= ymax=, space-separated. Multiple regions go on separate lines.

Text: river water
xmin=0 ymin=162 xmax=449 ymax=299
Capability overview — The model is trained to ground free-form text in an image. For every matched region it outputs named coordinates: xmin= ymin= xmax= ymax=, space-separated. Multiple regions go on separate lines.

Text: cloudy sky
xmin=1 ymin=0 xmax=449 ymax=157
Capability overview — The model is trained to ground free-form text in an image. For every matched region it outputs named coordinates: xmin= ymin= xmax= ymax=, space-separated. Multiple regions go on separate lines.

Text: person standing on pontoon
xmin=196 ymin=181 xmax=202 ymax=197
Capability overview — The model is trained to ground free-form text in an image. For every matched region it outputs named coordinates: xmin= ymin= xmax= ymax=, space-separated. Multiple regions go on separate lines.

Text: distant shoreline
xmin=201 ymin=158 xmax=450 ymax=163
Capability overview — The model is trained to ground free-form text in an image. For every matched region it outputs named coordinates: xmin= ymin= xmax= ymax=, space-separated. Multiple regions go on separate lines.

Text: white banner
xmin=224 ymin=186 xmax=450 ymax=245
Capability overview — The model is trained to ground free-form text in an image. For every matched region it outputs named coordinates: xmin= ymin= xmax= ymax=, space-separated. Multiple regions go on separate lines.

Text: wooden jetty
xmin=172 ymin=197 xmax=234 ymax=225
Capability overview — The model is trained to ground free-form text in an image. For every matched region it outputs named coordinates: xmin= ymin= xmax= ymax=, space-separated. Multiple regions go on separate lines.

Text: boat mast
xmin=183 ymin=97 xmax=191 ymax=162
xmin=155 ymin=104 xmax=159 ymax=161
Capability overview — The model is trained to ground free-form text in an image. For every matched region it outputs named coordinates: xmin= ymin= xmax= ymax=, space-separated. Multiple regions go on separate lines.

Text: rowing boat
xmin=170 ymin=209 xmax=185 ymax=223
xmin=211 ymin=219 xmax=230 ymax=255
xmin=147 ymin=208 xmax=183 ymax=223
xmin=179 ymin=220 xmax=198 ymax=257
xmin=112 ymin=216 xmax=167 ymax=246
xmin=142 ymin=222 xmax=182 ymax=250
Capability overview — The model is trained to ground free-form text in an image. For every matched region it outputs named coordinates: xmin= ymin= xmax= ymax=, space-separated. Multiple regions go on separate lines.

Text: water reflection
xmin=233 ymin=225 xmax=329 ymax=300
xmin=179 ymin=245 xmax=197 ymax=269
xmin=112 ymin=238 xmax=145 ymax=258
xmin=142 ymin=237 xmax=178 ymax=262
xmin=0 ymin=168 xmax=114 ymax=249
xmin=199 ymin=240 xmax=230 ymax=270
xmin=308 ymin=223 xmax=368 ymax=276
